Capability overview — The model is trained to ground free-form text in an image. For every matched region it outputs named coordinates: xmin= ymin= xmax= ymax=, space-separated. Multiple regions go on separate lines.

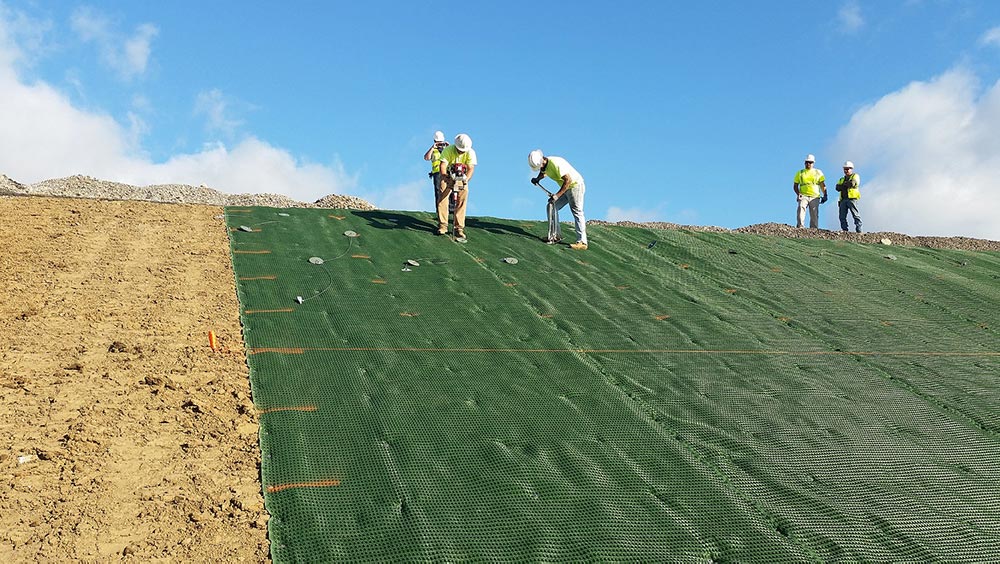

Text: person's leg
xmin=796 ymin=196 xmax=808 ymax=228
xmin=568 ymin=184 xmax=587 ymax=244
xmin=430 ymin=172 xmax=439 ymax=213
xmin=434 ymin=178 xmax=451 ymax=234
xmin=849 ymin=200 xmax=862 ymax=232
xmin=454 ymin=185 xmax=468 ymax=237
xmin=839 ymin=199 xmax=849 ymax=231
xmin=808 ymin=197 xmax=821 ymax=228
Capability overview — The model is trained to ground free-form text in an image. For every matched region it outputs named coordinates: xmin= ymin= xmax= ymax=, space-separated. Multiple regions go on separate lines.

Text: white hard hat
xmin=843 ymin=160 xmax=854 ymax=168
xmin=455 ymin=133 xmax=472 ymax=152
xmin=528 ymin=149 xmax=544 ymax=170
xmin=805 ymin=154 xmax=816 ymax=163
xmin=433 ymin=131 xmax=445 ymax=142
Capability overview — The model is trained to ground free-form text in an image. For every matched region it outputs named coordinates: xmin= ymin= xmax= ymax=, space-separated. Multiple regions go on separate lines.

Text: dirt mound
xmin=0 ymin=196 xmax=267 ymax=561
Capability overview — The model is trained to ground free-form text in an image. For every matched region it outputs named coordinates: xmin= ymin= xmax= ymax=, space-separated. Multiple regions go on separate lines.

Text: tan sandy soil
xmin=0 ymin=196 xmax=267 ymax=562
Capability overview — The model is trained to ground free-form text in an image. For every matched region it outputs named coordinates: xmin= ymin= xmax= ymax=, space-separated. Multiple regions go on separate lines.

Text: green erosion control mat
xmin=227 ymin=208 xmax=1000 ymax=562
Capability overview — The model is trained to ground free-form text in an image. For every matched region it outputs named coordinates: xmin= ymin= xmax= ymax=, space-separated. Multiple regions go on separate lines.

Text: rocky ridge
xmin=4 ymin=173 xmax=997 ymax=252
xmin=0 ymin=173 xmax=376 ymax=210
xmin=591 ymin=220 xmax=1000 ymax=252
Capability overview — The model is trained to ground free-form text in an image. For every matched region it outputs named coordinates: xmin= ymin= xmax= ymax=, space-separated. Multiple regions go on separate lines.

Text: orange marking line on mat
xmin=258 ymin=405 xmax=317 ymax=414
xmin=244 ymin=308 xmax=295 ymax=314
xmin=267 ymin=479 xmax=341 ymax=493
xmin=239 ymin=275 xmax=277 ymax=281
xmin=228 ymin=209 xmax=253 ymax=213
xmin=249 ymin=348 xmax=305 ymax=355
xmin=234 ymin=250 xmax=271 ymax=255
xmin=372 ymin=279 xmax=387 ymax=284
xmin=249 ymin=347 xmax=1000 ymax=357
xmin=328 ymin=215 xmax=346 ymax=220
xmin=351 ymin=254 xmax=370 ymax=259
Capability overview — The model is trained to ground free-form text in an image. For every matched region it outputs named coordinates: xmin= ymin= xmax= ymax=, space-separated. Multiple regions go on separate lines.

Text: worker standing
xmin=793 ymin=154 xmax=827 ymax=229
xmin=528 ymin=149 xmax=588 ymax=250
xmin=423 ymin=131 xmax=448 ymax=209
xmin=836 ymin=161 xmax=862 ymax=233
xmin=436 ymin=133 xmax=477 ymax=242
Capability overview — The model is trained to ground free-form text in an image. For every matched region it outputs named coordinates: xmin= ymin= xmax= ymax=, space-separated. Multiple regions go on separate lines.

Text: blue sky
xmin=2 ymin=1 xmax=1000 ymax=239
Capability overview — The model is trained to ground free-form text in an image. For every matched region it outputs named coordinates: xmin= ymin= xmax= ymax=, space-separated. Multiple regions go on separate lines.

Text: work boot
xmin=570 ymin=242 xmax=588 ymax=250
xmin=436 ymin=226 xmax=448 ymax=235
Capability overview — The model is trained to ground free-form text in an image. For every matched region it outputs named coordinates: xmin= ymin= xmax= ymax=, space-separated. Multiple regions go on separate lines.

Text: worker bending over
xmin=436 ymin=133 xmax=477 ymax=242
xmin=529 ymin=149 xmax=588 ymax=250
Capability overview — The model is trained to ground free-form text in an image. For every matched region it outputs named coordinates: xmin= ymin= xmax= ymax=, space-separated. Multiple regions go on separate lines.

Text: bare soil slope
xmin=0 ymin=196 xmax=267 ymax=562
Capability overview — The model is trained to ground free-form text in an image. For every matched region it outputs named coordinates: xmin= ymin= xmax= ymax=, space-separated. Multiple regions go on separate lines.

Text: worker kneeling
xmin=436 ymin=133 xmax=477 ymax=242
xmin=529 ymin=149 xmax=588 ymax=250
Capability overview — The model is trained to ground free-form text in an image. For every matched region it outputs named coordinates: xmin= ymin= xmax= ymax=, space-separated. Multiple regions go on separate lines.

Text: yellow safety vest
xmin=838 ymin=173 xmax=860 ymax=200
xmin=430 ymin=148 xmax=442 ymax=174
xmin=795 ymin=168 xmax=825 ymax=197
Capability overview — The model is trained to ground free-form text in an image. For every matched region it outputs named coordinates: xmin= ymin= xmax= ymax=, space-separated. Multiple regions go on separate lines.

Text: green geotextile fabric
xmin=226 ymin=208 xmax=1000 ymax=562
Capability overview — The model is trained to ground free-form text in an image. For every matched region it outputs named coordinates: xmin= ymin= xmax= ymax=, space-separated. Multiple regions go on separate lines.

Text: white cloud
xmin=360 ymin=179 xmax=428 ymax=212
xmin=979 ymin=26 xmax=1000 ymax=48
xmin=71 ymin=7 xmax=157 ymax=79
xmin=838 ymin=2 xmax=864 ymax=33
xmin=0 ymin=3 xmax=50 ymax=69
xmin=0 ymin=16 xmax=356 ymax=204
xmin=606 ymin=206 xmax=662 ymax=222
xmin=195 ymin=88 xmax=244 ymax=137
xmin=830 ymin=67 xmax=1000 ymax=239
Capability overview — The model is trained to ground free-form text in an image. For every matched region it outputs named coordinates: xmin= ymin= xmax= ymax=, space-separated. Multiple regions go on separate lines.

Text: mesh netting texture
xmin=227 ymin=207 xmax=1000 ymax=562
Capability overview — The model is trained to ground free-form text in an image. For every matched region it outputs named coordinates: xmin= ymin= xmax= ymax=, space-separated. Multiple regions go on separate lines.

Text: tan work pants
xmin=436 ymin=177 xmax=468 ymax=235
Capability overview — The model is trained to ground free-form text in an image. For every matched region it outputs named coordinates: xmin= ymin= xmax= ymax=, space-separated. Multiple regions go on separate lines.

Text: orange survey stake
xmin=208 ymin=331 xmax=218 ymax=351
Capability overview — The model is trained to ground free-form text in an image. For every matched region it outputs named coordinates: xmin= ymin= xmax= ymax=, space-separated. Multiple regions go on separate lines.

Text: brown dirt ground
xmin=0 ymin=196 xmax=268 ymax=562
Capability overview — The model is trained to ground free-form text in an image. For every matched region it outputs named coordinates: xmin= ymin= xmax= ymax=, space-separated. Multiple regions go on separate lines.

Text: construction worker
xmin=528 ymin=149 xmax=588 ymax=250
xmin=793 ymin=154 xmax=827 ymax=229
xmin=436 ymin=133 xmax=476 ymax=241
xmin=423 ymin=131 xmax=448 ymax=208
xmin=836 ymin=161 xmax=862 ymax=233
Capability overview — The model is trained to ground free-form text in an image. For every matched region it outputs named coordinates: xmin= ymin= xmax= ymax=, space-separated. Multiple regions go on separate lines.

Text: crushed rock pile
xmin=5 ymin=173 xmax=997 ymax=252
xmin=0 ymin=173 xmax=376 ymax=210
xmin=592 ymin=220 xmax=1000 ymax=252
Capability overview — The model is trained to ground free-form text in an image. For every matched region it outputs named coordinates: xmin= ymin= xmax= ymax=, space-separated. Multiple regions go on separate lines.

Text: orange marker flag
xmin=208 ymin=331 xmax=218 ymax=352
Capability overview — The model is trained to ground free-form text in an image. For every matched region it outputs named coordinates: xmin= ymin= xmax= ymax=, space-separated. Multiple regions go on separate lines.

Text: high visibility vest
xmin=838 ymin=173 xmax=860 ymax=200
xmin=795 ymin=168 xmax=825 ymax=197
xmin=430 ymin=148 xmax=442 ymax=174
xmin=439 ymin=145 xmax=474 ymax=171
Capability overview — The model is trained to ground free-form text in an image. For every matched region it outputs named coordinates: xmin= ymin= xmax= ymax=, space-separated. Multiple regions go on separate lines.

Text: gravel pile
xmin=4 ymin=173 xmax=996 ymax=251
xmin=2 ymin=173 xmax=376 ymax=210
xmin=593 ymin=220 xmax=1000 ymax=252
xmin=0 ymin=174 xmax=26 ymax=194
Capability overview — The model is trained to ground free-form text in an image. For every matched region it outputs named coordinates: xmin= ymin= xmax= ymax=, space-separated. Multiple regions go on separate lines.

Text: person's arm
xmin=793 ymin=182 xmax=800 ymax=196
xmin=551 ymin=174 xmax=572 ymax=200
xmin=424 ymin=146 xmax=436 ymax=161
xmin=820 ymin=180 xmax=827 ymax=196
xmin=465 ymin=164 xmax=475 ymax=181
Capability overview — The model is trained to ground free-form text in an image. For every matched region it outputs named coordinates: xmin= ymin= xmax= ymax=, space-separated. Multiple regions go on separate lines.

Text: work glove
xmin=531 ymin=178 xmax=539 ymax=185
xmin=820 ymin=193 xmax=828 ymax=204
